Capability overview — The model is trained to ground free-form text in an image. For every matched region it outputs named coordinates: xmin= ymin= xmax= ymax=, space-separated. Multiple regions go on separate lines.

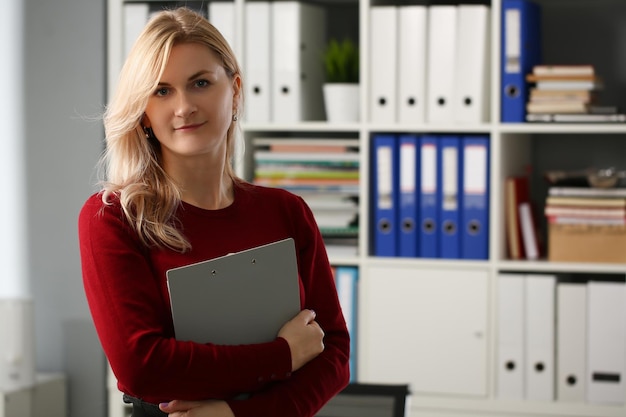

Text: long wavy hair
xmin=99 ymin=7 xmax=243 ymax=252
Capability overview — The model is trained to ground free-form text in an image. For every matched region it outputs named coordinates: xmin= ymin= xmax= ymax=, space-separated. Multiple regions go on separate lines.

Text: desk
xmin=0 ymin=373 xmax=66 ymax=417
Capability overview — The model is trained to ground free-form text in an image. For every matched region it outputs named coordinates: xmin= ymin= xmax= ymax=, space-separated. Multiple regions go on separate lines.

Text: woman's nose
xmin=174 ymin=92 xmax=197 ymax=117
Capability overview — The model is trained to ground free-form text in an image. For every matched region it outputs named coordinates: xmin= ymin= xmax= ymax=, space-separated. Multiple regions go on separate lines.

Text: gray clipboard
xmin=166 ymin=238 xmax=300 ymax=345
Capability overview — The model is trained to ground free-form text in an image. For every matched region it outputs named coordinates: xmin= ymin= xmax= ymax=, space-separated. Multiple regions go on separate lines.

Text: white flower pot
xmin=323 ymin=83 xmax=360 ymax=123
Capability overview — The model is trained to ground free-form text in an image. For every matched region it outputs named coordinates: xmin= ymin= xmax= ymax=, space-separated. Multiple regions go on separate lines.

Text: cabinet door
xmin=359 ymin=265 xmax=488 ymax=396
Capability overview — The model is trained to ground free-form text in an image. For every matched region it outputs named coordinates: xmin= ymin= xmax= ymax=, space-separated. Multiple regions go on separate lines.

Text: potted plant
xmin=322 ymin=38 xmax=360 ymax=122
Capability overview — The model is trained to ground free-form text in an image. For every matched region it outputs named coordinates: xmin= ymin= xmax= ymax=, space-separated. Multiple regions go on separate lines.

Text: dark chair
xmin=316 ymin=383 xmax=410 ymax=417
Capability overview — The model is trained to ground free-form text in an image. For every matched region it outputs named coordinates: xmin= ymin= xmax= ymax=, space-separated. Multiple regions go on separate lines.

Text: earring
xmin=232 ymin=114 xmax=238 ymax=122
xmin=143 ymin=126 xmax=155 ymax=139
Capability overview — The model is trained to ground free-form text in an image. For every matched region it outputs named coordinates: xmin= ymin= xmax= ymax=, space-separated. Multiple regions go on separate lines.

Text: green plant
xmin=323 ymin=38 xmax=359 ymax=83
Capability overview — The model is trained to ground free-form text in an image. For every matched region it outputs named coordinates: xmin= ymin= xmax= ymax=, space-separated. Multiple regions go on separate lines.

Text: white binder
xmin=271 ymin=1 xmax=326 ymax=122
xmin=556 ymin=283 xmax=587 ymax=402
xmin=123 ymin=3 xmax=149 ymax=58
xmin=209 ymin=2 xmax=238 ymax=58
xmin=454 ymin=5 xmax=491 ymax=123
xmin=587 ymin=281 xmax=626 ymax=404
xmin=525 ymin=274 xmax=556 ymax=401
xmin=426 ymin=5 xmax=458 ymax=123
xmin=397 ymin=6 xmax=427 ymax=124
xmin=496 ymin=273 xmax=525 ymax=399
xmin=369 ymin=6 xmax=398 ymax=124
xmin=244 ymin=1 xmax=272 ymax=122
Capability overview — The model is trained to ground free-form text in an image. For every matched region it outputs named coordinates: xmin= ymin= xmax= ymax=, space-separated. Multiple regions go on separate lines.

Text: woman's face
xmin=143 ymin=42 xmax=239 ymax=161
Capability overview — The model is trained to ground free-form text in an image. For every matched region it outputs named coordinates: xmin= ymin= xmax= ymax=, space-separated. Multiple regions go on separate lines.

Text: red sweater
xmin=78 ymin=183 xmax=350 ymax=416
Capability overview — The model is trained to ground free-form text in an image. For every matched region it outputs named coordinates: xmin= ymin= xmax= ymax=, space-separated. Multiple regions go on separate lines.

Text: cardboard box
xmin=548 ymin=223 xmax=626 ymax=263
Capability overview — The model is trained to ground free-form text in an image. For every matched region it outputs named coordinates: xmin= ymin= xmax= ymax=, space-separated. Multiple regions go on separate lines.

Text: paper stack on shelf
xmin=526 ymin=65 xmax=626 ymax=123
xmin=252 ymin=138 xmax=360 ymax=252
xmin=545 ymin=186 xmax=626 ymax=263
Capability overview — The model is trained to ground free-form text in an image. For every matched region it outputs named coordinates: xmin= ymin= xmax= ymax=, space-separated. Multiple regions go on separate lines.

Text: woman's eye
xmin=195 ymin=79 xmax=209 ymax=88
xmin=155 ymin=87 xmax=169 ymax=96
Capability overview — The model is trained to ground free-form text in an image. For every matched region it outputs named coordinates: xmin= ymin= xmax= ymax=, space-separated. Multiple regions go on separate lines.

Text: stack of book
xmin=545 ymin=186 xmax=626 ymax=263
xmin=525 ymin=64 xmax=626 ymax=123
xmin=252 ymin=138 xmax=360 ymax=253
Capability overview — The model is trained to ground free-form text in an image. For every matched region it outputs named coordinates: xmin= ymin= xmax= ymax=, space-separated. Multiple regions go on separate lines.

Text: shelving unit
xmin=106 ymin=1 xmax=626 ymax=416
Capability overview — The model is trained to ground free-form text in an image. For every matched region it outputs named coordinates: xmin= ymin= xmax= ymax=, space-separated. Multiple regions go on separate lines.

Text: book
xmin=534 ymin=80 xmax=603 ymax=91
xmin=527 ymin=113 xmax=626 ymax=123
xmin=532 ymin=64 xmax=595 ymax=77
xmin=544 ymin=206 xmax=626 ymax=218
xmin=526 ymin=73 xmax=599 ymax=82
xmin=546 ymin=196 xmax=626 ymax=208
xmin=519 ymin=202 xmax=540 ymax=260
xmin=505 ymin=176 xmax=530 ymax=260
xmin=529 ymin=88 xmax=596 ymax=103
xmin=548 ymin=186 xmax=626 ymax=198
xmin=526 ymin=101 xmax=588 ymax=114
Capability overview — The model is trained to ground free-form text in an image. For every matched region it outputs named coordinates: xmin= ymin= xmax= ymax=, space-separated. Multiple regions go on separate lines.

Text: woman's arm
xmin=79 ymin=195 xmax=294 ymax=402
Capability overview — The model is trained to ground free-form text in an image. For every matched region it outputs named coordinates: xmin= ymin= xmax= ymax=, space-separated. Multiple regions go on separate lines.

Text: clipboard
xmin=166 ymin=238 xmax=300 ymax=345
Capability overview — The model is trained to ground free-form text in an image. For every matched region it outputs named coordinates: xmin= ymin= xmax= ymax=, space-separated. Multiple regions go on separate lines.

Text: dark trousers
xmin=123 ymin=394 xmax=168 ymax=417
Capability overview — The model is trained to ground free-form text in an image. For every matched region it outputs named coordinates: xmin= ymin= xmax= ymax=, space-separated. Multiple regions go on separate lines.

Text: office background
xmin=1 ymin=0 xmax=106 ymax=416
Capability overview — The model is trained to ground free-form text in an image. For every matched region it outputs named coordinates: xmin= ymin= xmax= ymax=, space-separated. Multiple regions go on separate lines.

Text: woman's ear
xmin=232 ymin=73 xmax=242 ymax=102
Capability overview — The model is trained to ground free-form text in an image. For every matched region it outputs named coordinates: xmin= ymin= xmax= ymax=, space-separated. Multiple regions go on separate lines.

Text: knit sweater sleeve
xmin=78 ymin=194 xmax=293 ymax=403
xmin=226 ymin=193 xmax=351 ymax=417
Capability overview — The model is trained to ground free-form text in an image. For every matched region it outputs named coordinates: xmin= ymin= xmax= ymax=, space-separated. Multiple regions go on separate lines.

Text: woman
xmin=79 ymin=7 xmax=350 ymax=417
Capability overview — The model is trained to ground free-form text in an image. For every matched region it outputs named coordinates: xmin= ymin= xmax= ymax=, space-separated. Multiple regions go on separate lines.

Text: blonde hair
xmin=99 ymin=7 xmax=243 ymax=252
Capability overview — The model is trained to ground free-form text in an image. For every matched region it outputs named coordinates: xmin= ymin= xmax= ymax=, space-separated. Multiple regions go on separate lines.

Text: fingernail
xmin=159 ymin=402 xmax=169 ymax=408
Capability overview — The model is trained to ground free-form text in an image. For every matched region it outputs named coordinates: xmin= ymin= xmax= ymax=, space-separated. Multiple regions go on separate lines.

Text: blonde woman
xmin=79 ymin=7 xmax=349 ymax=417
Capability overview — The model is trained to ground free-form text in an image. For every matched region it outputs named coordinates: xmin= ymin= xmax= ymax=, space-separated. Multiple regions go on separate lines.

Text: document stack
xmin=497 ymin=274 xmax=626 ymax=405
xmin=252 ymin=138 xmax=359 ymax=253
xmin=545 ymin=186 xmax=626 ymax=263
xmin=370 ymin=134 xmax=489 ymax=259
xmin=525 ymin=65 xmax=626 ymax=123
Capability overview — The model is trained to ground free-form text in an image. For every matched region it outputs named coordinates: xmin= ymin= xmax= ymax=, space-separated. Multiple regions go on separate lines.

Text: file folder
xmin=418 ymin=135 xmax=438 ymax=258
xmin=398 ymin=134 xmax=419 ymax=257
xmin=525 ymin=274 xmax=556 ymax=401
xmin=438 ymin=136 xmax=461 ymax=259
xmin=397 ymin=6 xmax=427 ymax=124
xmin=369 ymin=6 xmax=398 ymax=123
xmin=372 ymin=134 xmax=398 ymax=257
xmin=587 ymin=281 xmax=626 ymax=404
xmin=426 ymin=6 xmax=458 ymax=123
xmin=244 ymin=1 xmax=272 ymax=122
xmin=209 ymin=2 xmax=238 ymax=57
xmin=460 ymin=136 xmax=489 ymax=259
xmin=496 ymin=273 xmax=525 ymax=400
xmin=166 ymin=238 xmax=300 ymax=345
xmin=501 ymin=0 xmax=542 ymax=122
xmin=334 ymin=266 xmax=358 ymax=382
xmin=271 ymin=1 xmax=326 ymax=122
xmin=556 ymin=283 xmax=587 ymax=402
xmin=454 ymin=5 xmax=491 ymax=123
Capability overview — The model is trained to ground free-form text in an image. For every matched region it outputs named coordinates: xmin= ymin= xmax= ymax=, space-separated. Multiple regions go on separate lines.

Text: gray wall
xmin=23 ymin=0 xmax=106 ymax=415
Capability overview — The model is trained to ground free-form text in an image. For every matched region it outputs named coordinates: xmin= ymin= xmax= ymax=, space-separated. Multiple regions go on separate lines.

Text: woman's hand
xmin=159 ymin=399 xmax=234 ymax=417
xmin=277 ymin=309 xmax=325 ymax=371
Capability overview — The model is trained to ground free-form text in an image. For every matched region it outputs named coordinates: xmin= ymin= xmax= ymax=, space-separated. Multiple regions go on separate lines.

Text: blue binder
xmin=501 ymin=0 xmax=541 ymax=122
xmin=334 ymin=266 xmax=358 ymax=382
xmin=398 ymin=134 xmax=420 ymax=258
xmin=418 ymin=135 xmax=439 ymax=258
xmin=437 ymin=136 xmax=462 ymax=259
xmin=461 ymin=136 xmax=490 ymax=260
xmin=371 ymin=134 xmax=398 ymax=257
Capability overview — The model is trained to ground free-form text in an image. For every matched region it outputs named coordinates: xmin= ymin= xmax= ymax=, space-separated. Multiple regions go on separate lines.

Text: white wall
xmin=21 ymin=0 xmax=106 ymax=415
